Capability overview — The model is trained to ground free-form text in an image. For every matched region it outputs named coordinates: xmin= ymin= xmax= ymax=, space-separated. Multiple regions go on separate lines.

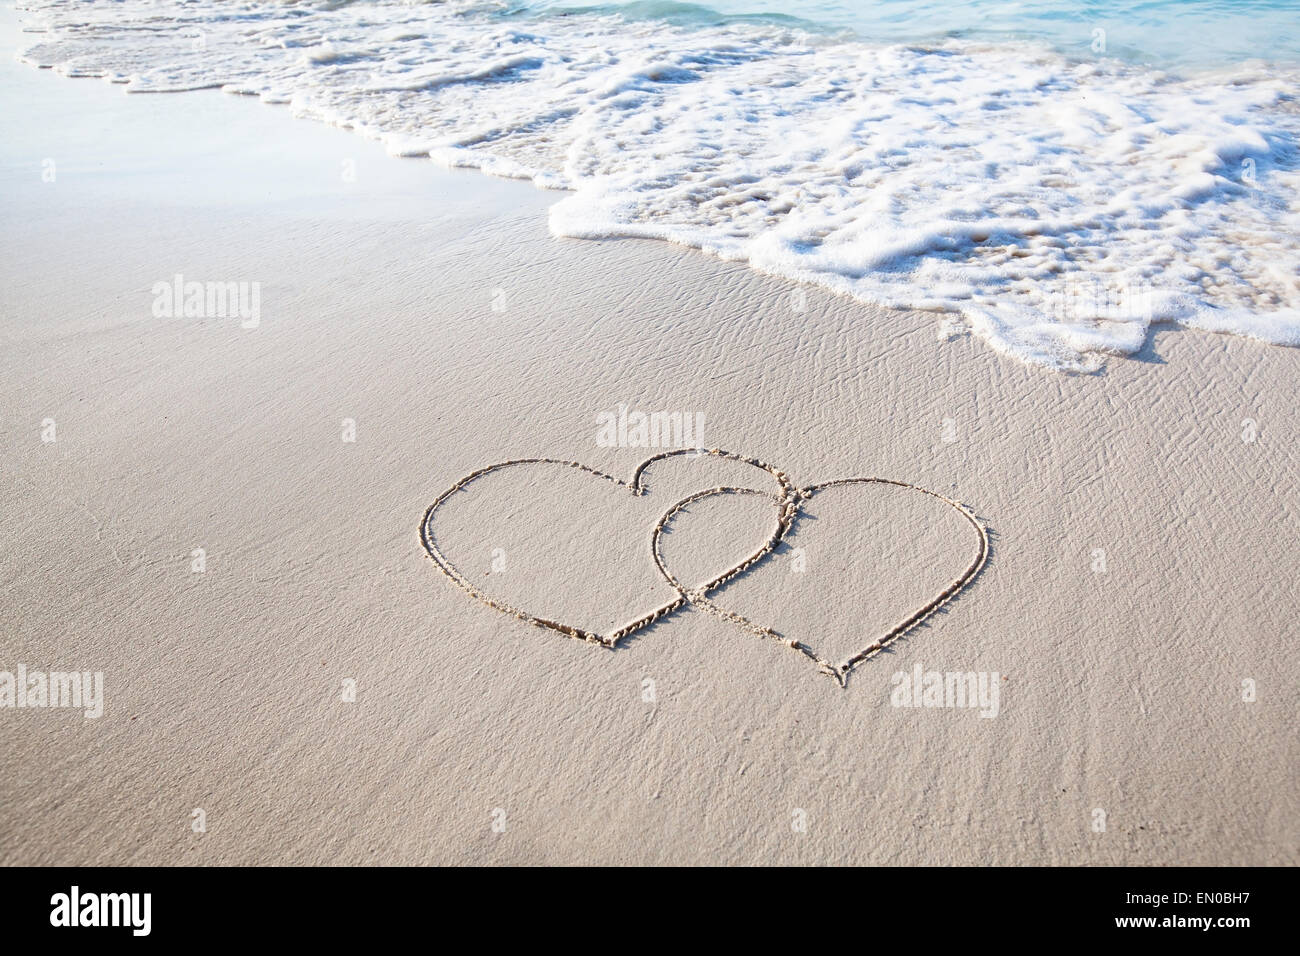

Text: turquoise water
xmin=525 ymin=0 xmax=1300 ymax=68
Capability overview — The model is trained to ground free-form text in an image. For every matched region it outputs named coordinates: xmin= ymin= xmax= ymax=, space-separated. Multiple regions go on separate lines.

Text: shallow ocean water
xmin=16 ymin=0 xmax=1300 ymax=369
xmin=529 ymin=0 xmax=1300 ymax=69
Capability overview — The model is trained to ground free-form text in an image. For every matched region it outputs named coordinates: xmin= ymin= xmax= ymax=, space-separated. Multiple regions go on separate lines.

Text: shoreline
xmin=15 ymin=0 xmax=1300 ymax=372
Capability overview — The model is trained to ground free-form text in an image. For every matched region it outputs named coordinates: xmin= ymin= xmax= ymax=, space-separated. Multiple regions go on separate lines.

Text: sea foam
xmin=17 ymin=0 xmax=1300 ymax=370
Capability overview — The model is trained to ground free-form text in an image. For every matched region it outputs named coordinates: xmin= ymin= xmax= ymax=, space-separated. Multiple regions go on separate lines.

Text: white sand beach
xmin=2 ymin=5 xmax=1297 ymax=866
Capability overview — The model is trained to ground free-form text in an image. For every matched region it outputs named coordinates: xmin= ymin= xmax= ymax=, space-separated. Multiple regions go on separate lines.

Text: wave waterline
xmin=16 ymin=0 xmax=1300 ymax=370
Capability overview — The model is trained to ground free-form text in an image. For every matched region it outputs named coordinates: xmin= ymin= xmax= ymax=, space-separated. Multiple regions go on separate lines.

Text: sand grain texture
xmin=1 ymin=12 xmax=1297 ymax=865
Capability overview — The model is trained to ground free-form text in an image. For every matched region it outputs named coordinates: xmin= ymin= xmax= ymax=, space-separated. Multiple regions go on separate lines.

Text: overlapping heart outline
xmin=420 ymin=448 xmax=988 ymax=685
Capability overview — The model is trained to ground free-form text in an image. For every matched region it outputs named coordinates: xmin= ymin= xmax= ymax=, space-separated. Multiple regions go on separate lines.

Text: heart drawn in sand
xmin=420 ymin=448 xmax=988 ymax=685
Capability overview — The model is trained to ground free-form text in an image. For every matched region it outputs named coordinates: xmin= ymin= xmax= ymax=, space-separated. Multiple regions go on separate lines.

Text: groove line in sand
xmin=420 ymin=448 xmax=989 ymax=685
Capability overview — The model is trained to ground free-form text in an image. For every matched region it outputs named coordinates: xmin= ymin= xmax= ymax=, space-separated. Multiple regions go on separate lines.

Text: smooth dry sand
xmin=2 ymin=11 xmax=1297 ymax=865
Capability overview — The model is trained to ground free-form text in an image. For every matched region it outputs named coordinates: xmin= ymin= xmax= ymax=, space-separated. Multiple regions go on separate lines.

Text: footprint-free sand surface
xmin=2 ymin=10 xmax=1296 ymax=865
